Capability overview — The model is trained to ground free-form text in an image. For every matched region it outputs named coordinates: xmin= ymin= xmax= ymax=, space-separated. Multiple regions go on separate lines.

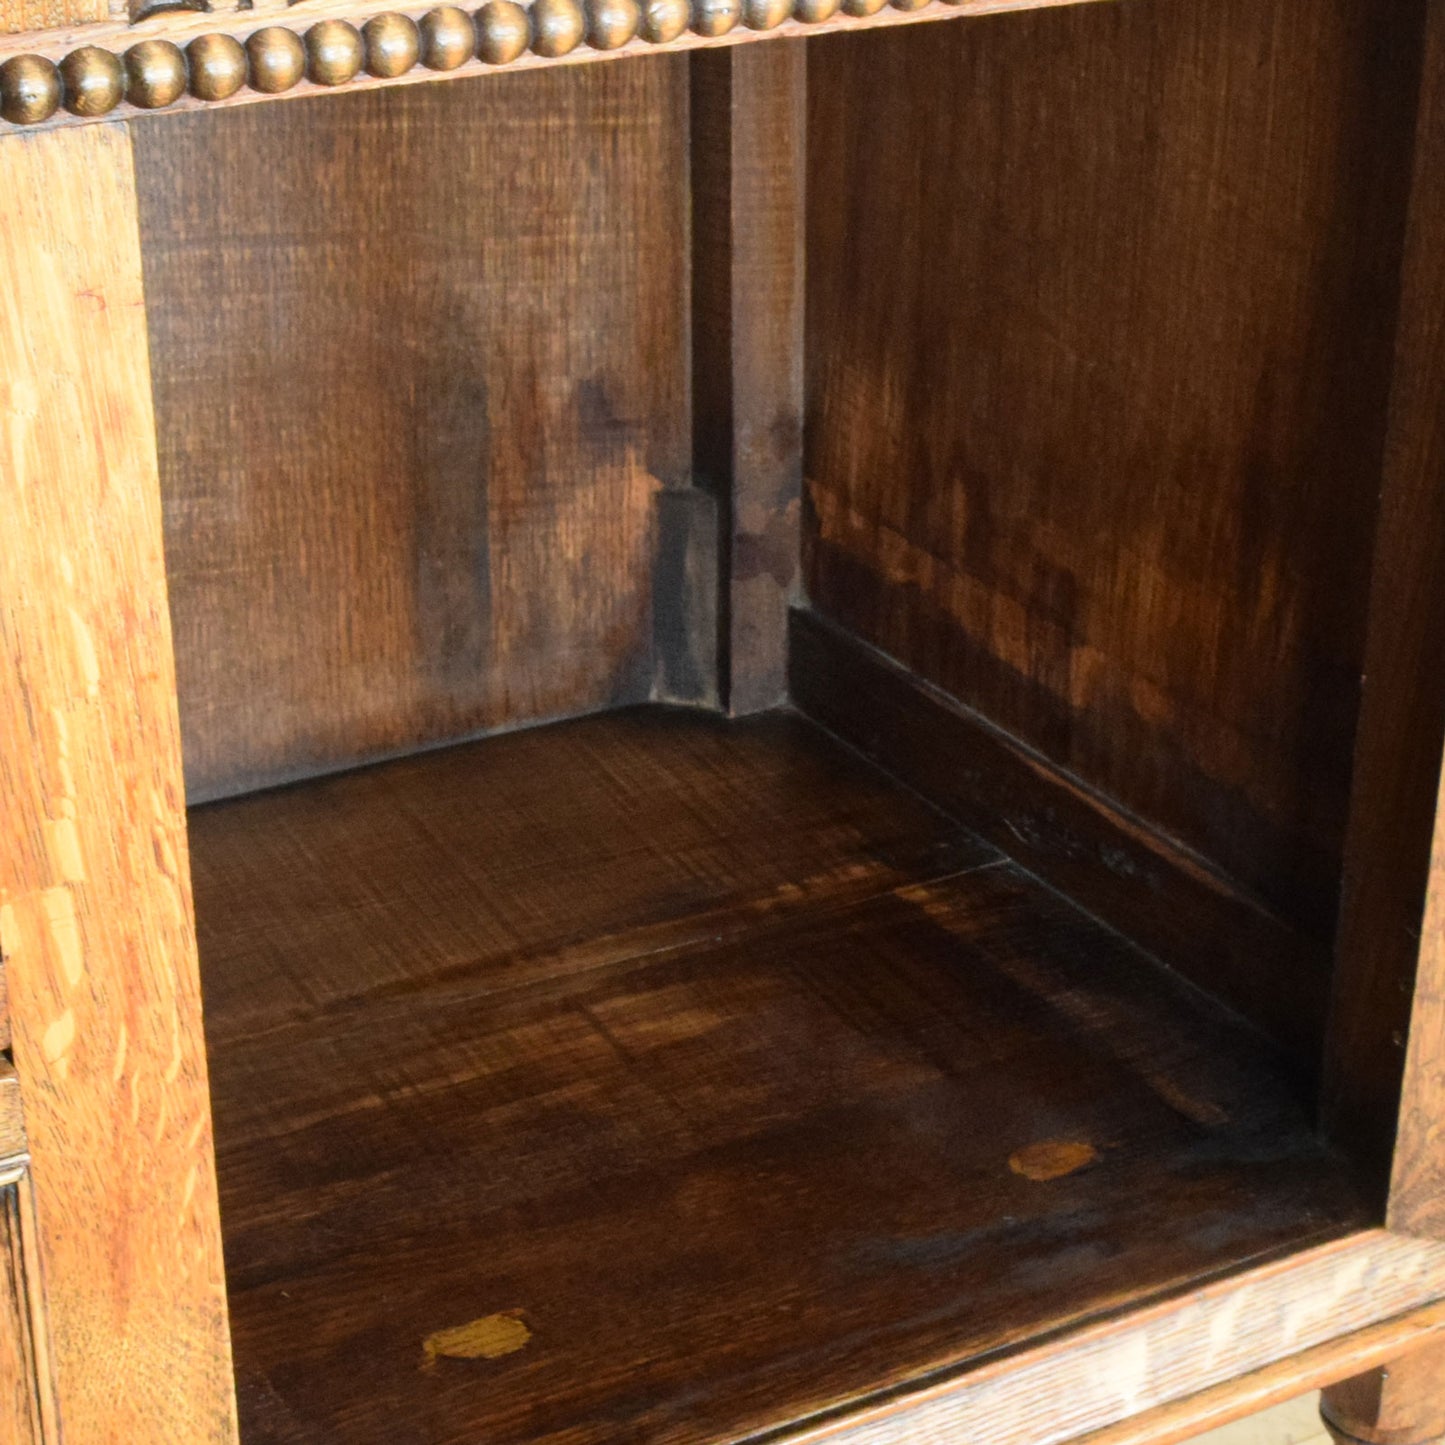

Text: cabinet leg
xmin=1322 ymin=1338 xmax=1445 ymax=1444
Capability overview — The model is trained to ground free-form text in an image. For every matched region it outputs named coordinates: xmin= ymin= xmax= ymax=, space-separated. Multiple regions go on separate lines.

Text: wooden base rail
xmin=0 ymin=0 xmax=1103 ymax=130
xmin=1078 ymin=1304 xmax=1445 ymax=1445
xmin=781 ymin=1232 xmax=1445 ymax=1445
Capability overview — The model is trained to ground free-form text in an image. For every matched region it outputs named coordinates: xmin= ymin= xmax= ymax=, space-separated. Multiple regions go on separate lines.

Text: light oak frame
xmin=0 ymin=122 xmax=235 ymax=1442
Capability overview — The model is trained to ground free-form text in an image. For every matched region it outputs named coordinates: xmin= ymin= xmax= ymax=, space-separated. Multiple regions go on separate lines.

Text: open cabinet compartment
xmin=17 ymin=0 xmax=1440 ymax=1439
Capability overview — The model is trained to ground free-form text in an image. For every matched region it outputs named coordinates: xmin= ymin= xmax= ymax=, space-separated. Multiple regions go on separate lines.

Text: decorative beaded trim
xmin=0 ymin=0 xmax=985 ymax=127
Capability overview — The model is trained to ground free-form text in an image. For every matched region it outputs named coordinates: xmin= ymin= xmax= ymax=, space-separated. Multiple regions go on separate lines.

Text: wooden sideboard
xmin=3 ymin=0 xmax=1445 ymax=1441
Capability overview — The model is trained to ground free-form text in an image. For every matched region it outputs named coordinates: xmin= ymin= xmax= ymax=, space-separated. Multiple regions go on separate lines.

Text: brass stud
xmin=59 ymin=46 xmax=123 ymax=118
xmin=363 ymin=13 xmax=420 ymax=77
xmin=889 ymin=0 xmax=930 ymax=10
xmin=741 ymin=0 xmax=788 ymax=27
xmin=530 ymin=0 xmax=585 ymax=56
xmin=306 ymin=20 xmax=364 ymax=85
xmin=793 ymin=0 xmax=839 ymax=19
xmin=840 ymin=0 xmax=885 ymax=14
xmin=639 ymin=0 xmax=688 ymax=41
xmin=587 ymin=0 xmax=639 ymax=48
xmin=186 ymin=34 xmax=247 ymax=102
xmin=418 ymin=6 xmax=476 ymax=69
xmin=246 ymin=27 xmax=306 ymax=93
xmin=0 ymin=54 xmax=60 ymax=126
xmin=475 ymin=0 xmax=528 ymax=62
xmin=691 ymin=0 xmax=739 ymax=34
xmin=125 ymin=40 xmax=188 ymax=109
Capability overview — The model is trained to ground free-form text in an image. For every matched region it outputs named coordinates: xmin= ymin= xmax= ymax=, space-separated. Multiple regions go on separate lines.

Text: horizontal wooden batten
xmin=1075 ymin=1302 xmax=1445 ymax=1445
xmin=776 ymin=1231 xmax=1445 ymax=1445
xmin=0 ymin=0 xmax=1107 ymax=129
xmin=789 ymin=607 xmax=1328 ymax=1067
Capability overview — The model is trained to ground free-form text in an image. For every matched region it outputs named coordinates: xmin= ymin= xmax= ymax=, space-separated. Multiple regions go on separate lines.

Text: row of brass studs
xmin=0 ymin=0 xmax=943 ymax=124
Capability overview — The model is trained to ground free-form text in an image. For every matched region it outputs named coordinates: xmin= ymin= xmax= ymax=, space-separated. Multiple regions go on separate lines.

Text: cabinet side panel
xmin=804 ymin=0 xmax=1419 ymax=1037
xmin=134 ymin=64 xmax=692 ymax=804
xmin=1324 ymin=0 xmax=1445 ymax=1227
xmin=0 ymin=124 xmax=238 ymax=1442
xmin=1385 ymin=770 xmax=1445 ymax=1237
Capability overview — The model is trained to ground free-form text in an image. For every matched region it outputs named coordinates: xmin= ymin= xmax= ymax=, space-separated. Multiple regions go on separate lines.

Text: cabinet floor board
xmin=191 ymin=707 xmax=1368 ymax=1445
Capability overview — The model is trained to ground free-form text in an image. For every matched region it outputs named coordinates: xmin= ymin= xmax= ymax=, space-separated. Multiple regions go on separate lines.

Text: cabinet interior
xmin=129 ymin=1 xmax=1423 ymax=1438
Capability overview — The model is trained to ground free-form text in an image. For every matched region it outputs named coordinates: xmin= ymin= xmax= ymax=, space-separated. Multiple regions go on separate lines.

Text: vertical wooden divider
xmin=1322 ymin=0 xmax=1445 ymax=1236
xmin=0 ymin=123 xmax=238 ymax=1442
xmin=691 ymin=41 xmax=806 ymax=715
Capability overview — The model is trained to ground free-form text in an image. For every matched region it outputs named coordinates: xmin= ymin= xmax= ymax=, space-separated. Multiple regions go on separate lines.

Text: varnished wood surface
xmin=192 ymin=708 xmax=1367 ymax=1444
xmin=190 ymin=708 xmax=995 ymax=1042
xmin=1383 ymin=758 xmax=1445 ymax=1239
xmin=1073 ymin=1301 xmax=1445 ymax=1445
xmin=791 ymin=608 xmax=1326 ymax=1066
xmin=136 ymin=67 xmax=689 ymax=803
xmin=691 ymin=44 xmax=804 ymax=714
xmin=1323 ymin=0 xmax=1445 ymax=1229
xmin=0 ymin=1185 xmax=40 ymax=1445
xmin=805 ymin=0 xmax=1419 ymax=967
xmin=0 ymin=1061 xmax=40 ymax=1444
xmin=797 ymin=1234 xmax=1445 ymax=1445
xmin=0 ymin=0 xmax=1114 ymax=128
xmin=0 ymin=1061 xmax=24 ymax=1166
xmin=1321 ymin=1336 xmax=1445 ymax=1445
xmin=0 ymin=123 xmax=237 ymax=1442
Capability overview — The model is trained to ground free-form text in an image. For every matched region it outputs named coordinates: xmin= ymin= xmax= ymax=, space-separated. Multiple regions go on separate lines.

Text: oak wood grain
xmin=805 ymin=0 xmax=1419 ymax=964
xmin=0 ymin=1060 xmax=41 ymax=1445
xmin=789 ymin=1233 xmax=1445 ymax=1445
xmin=1321 ymin=1336 xmax=1445 ymax=1445
xmin=790 ymin=608 xmax=1324 ymax=1066
xmin=0 ymin=0 xmax=105 ymax=42
xmin=0 ymin=1060 xmax=25 ymax=1164
xmin=691 ymin=43 xmax=804 ymax=714
xmin=0 ymin=1184 xmax=41 ymax=1445
xmin=1072 ymin=1302 xmax=1445 ymax=1445
xmin=0 ymin=121 xmax=237 ymax=1444
xmin=189 ymin=708 xmax=998 ymax=1042
xmin=135 ymin=67 xmax=690 ymax=802
xmin=1323 ymin=0 xmax=1445 ymax=1229
xmin=1384 ymin=759 xmax=1445 ymax=1236
xmin=191 ymin=707 xmax=1366 ymax=1444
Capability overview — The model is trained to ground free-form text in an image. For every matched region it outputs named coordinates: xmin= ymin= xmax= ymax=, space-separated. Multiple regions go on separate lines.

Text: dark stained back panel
xmin=805 ymin=0 xmax=1420 ymax=941
xmin=135 ymin=61 xmax=691 ymax=803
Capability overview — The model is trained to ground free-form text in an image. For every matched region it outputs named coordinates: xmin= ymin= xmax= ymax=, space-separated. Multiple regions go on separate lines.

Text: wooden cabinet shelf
xmin=193 ymin=707 xmax=1366 ymax=1445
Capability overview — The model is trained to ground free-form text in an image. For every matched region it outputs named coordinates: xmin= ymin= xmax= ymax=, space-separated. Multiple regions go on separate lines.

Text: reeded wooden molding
xmin=0 ymin=1063 xmax=57 ymax=1445
xmin=0 ymin=0 xmax=1110 ymax=130
xmin=767 ymin=1231 xmax=1445 ymax=1445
